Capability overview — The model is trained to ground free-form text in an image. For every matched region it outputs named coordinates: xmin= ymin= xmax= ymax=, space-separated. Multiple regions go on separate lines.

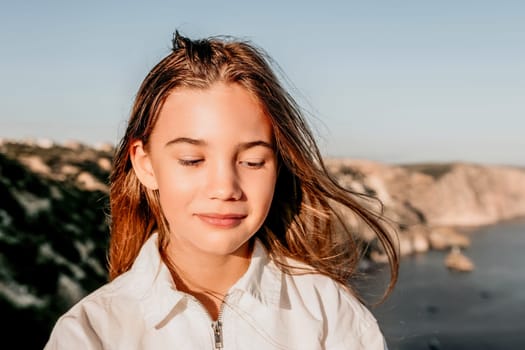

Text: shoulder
xmin=282 ymin=268 xmax=377 ymax=328
xmin=44 ymin=273 xmax=146 ymax=349
xmin=280 ymin=259 xmax=386 ymax=349
xmin=44 ymin=233 xmax=171 ymax=348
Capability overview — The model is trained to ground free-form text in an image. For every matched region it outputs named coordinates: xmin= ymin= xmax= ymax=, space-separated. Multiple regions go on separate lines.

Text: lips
xmin=195 ymin=213 xmax=247 ymax=228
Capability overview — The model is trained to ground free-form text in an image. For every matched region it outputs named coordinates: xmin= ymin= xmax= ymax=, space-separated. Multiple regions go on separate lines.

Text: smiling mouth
xmin=196 ymin=213 xmax=247 ymax=228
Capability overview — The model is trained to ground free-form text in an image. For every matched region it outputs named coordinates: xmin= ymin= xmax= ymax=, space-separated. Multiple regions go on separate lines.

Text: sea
xmin=359 ymin=217 xmax=525 ymax=350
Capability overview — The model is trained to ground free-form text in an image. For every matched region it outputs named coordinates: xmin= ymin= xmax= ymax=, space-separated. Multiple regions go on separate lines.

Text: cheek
xmin=155 ymin=171 xmax=197 ymax=210
xmin=154 ymin=161 xmax=194 ymax=192
xmin=247 ymin=173 xmax=277 ymax=211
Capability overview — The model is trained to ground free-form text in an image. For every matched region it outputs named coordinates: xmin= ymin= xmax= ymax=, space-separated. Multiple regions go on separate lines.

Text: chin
xmin=196 ymin=234 xmax=253 ymax=257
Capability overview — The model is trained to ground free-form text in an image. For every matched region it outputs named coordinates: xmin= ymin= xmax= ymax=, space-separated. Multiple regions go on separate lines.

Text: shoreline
xmin=365 ymin=215 xmax=525 ymax=270
xmin=363 ymin=218 xmax=525 ymax=350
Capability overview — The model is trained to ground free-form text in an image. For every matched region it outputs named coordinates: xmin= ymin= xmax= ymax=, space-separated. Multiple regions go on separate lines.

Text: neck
xmin=166 ymin=238 xmax=253 ymax=296
xmin=166 ymin=238 xmax=253 ymax=320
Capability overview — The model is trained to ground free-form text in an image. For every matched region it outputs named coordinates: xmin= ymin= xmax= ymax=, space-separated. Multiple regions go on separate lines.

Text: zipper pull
xmin=211 ymin=320 xmax=223 ymax=349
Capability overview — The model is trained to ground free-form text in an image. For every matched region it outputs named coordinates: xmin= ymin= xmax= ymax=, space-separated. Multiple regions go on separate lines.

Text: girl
xmin=45 ymin=31 xmax=398 ymax=349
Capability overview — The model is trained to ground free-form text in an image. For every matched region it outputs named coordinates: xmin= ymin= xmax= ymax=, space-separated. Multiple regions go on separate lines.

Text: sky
xmin=1 ymin=0 xmax=524 ymax=166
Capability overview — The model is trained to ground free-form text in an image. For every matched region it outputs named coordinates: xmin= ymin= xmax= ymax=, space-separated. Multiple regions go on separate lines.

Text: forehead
xmin=152 ymin=83 xmax=273 ymax=143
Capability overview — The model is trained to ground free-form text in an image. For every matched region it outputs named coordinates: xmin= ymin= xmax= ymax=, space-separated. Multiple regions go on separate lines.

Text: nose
xmin=206 ymin=161 xmax=243 ymax=201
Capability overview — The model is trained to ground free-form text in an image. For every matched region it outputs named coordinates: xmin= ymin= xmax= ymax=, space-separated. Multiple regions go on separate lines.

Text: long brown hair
xmin=108 ymin=31 xmax=399 ymax=300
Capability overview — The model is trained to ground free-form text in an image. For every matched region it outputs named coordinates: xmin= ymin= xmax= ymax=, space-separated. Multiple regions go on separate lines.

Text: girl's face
xmin=132 ymin=82 xmax=277 ymax=259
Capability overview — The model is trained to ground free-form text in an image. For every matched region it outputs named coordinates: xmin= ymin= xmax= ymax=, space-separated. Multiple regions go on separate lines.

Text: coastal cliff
xmin=326 ymin=158 xmax=525 ymax=227
xmin=325 ymin=158 xmax=525 ymax=260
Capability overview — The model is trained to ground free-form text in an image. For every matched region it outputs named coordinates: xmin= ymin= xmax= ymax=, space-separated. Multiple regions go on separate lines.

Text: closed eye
xmin=178 ymin=159 xmax=203 ymax=166
xmin=240 ymin=160 xmax=265 ymax=169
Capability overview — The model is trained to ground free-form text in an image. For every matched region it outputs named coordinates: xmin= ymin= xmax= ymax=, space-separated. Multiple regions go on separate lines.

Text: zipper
xmin=211 ymin=301 xmax=226 ymax=349
xmin=186 ymin=294 xmax=227 ymax=349
xmin=211 ymin=319 xmax=223 ymax=349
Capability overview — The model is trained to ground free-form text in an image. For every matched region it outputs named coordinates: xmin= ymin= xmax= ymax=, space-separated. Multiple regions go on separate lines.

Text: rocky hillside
xmin=1 ymin=139 xmax=524 ymax=348
xmin=0 ymin=139 xmax=112 ymax=349
xmin=325 ymin=158 xmax=525 ymax=259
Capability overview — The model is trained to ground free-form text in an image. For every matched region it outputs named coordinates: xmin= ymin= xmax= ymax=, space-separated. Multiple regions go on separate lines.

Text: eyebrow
xmin=165 ymin=137 xmax=274 ymax=151
xmin=238 ymin=140 xmax=274 ymax=152
xmin=165 ymin=137 xmax=207 ymax=147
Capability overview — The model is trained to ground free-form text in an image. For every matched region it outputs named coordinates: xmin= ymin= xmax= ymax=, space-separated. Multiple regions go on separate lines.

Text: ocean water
xmin=360 ymin=218 xmax=525 ymax=350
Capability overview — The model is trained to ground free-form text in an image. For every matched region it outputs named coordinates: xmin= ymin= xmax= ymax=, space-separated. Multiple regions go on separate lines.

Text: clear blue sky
xmin=1 ymin=0 xmax=524 ymax=165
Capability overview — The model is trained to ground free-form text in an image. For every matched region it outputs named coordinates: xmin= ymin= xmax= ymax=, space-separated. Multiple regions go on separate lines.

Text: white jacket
xmin=45 ymin=234 xmax=387 ymax=349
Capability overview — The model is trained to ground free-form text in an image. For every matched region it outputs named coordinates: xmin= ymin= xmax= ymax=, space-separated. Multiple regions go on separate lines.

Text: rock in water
xmin=444 ymin=246 xmax=475 ymax=272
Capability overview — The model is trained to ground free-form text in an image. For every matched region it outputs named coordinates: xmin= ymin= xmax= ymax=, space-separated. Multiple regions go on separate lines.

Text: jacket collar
xmin=228 ymin=236 xmax=283 ymax=306
xmin=128 ymin=233 xmax=284 ymax=328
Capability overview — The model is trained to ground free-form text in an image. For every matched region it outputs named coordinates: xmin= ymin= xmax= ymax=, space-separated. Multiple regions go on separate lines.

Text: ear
xmin=129 ymin=140 xmax=159 ymax=190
